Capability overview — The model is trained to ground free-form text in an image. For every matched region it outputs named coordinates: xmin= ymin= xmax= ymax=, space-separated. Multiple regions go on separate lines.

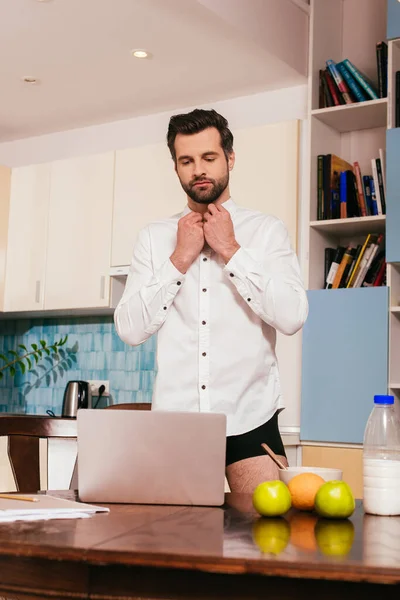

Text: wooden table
xmin=0 ymin=491 xmax=399 ymax=599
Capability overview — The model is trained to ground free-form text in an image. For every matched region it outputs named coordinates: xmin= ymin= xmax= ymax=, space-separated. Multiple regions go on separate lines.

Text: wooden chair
xmin=0 ymin=415 xmax=77 ymax=493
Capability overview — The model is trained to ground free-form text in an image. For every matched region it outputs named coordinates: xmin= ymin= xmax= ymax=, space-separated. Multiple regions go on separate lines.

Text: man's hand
xmin=170 ymin=212 xmax=205 ymax=273
xmin=203 ymin=204 xmax=240 ymax=263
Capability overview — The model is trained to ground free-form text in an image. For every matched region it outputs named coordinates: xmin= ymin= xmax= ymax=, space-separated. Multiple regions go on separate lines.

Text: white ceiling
xmin=0 ymin=0 xmax=308 ymax=142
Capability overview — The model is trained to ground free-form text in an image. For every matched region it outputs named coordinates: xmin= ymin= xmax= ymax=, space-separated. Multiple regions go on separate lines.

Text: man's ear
xmin=228 ymin=151 xmax=235 ymax=171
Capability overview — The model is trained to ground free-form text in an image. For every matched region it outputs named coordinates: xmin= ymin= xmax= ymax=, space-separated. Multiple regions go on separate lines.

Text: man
xmin=114 ymin=108 xmax=308 ymax=493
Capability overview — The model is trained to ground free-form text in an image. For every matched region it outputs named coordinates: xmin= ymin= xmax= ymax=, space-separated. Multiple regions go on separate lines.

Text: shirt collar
xmin=182 ymin=198 xmax=237 ymax=217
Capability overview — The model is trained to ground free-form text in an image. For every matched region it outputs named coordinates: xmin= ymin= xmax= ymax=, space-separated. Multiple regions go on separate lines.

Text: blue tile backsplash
xmin=0 ymin=316 xmax=156 ymax=414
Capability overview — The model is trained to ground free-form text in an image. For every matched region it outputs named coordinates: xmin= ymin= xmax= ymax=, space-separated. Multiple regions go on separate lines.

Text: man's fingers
xmin=208 ymin=204 xmax=218 ymax=215
xmin=187 ymin=212 xmax=203 ymax=221
xmin=181 ymin=212 xmax=202 ymax=225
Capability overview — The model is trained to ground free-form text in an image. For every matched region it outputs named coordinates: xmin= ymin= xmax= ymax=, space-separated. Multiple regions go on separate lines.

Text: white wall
xmin=0 ymin=85 xmax=307 ymax=166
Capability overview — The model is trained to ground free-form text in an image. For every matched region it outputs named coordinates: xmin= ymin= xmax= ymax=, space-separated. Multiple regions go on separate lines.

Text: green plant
xmin=0 ymin=335 xmax=68 ymax=380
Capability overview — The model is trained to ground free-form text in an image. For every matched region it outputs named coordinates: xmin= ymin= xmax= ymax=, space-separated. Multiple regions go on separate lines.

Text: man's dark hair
xmin=167 ymin=108 xmax=234 ymax=164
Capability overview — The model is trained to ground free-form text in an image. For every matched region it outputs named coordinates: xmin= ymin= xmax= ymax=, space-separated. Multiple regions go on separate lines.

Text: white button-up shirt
xmin=114 ymin=199 xmax=308 ymax=436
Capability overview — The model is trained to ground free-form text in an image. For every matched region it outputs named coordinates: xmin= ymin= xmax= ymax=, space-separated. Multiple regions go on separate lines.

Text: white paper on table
xmin=0 ymin=494 xmax=109 ymax=520
xmin=0 ymin=511 xmax=95 ymax=522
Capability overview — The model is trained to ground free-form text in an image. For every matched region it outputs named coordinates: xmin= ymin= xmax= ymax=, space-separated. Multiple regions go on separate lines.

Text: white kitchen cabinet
xmin=44 ymin=153 xmax=114 ymax=310
xmin=4 ymin=164 xmax=51 ymax=311
xmin=0 ymin=165 xmax=11 ymax=312
xmin=111 ymin=143 xmax=185 ymax=267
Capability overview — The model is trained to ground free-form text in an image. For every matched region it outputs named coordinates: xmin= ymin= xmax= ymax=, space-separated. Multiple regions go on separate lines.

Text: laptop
xmin=77 ymin=409 xmax=227 ymax=506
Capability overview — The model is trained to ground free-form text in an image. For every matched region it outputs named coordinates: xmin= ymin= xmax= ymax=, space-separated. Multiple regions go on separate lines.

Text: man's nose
xmin=192 ymin=160 xmax=206 ymax=178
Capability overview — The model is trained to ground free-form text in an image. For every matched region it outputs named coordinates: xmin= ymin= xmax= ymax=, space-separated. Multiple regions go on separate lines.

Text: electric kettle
xmin=62 ymin=380 xmax=91 ymax=418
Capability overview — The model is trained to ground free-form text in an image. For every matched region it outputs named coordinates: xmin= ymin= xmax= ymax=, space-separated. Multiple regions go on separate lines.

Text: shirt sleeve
xmin=224 ymin=218 xmax=308 ymax=335
xmin=114 ymin=227 xmax=185 ymax=346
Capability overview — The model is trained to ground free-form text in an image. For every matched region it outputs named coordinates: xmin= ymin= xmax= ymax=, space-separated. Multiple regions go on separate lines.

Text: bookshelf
xmin=311 ymin=98 xmax=387 ymax=132
xmin=301 ymin=0 xmax=390 ymax=444
xmin=307 ymin=0 xmax=388 ymax=291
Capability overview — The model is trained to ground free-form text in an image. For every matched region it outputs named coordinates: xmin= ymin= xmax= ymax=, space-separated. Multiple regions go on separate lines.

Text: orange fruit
xmin=288 ymin=472 xmax=325 ymax=511
xmin=288 ymin=512 xmax=318 ymax=552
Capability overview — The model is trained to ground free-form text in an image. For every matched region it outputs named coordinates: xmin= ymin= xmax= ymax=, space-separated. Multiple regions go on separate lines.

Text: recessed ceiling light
xmin=22 ymin=76 xmax=39 ymax=85
xmin=131 ymin=49 xmax=152 ymax=59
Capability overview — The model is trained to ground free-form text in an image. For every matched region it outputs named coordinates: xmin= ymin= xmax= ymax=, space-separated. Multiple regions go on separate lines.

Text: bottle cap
xmin=374 ymin=395 xmax=394 ymax=405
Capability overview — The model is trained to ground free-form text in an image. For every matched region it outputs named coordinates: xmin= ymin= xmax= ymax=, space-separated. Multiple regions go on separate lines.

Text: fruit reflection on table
xmin=235 ymin=472 xmax=357 ymax=558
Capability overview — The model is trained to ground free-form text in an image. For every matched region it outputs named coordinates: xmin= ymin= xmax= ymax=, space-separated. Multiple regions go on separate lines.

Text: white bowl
xmin=278 ymin=466 xmax=343 ymax=486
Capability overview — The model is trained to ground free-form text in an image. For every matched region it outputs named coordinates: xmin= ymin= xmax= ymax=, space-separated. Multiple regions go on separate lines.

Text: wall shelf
xmin=310 ymin=215 xmax=386 ymax=236
xmin=311 ymin=99 xmax=388 ymax=133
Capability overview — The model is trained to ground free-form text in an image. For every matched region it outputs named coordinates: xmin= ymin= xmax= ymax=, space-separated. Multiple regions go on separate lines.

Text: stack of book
xmin=324 ymin=234 xmax=385 ymax=289
xmin=317 ymin=151 xmax=386 ymax=220
xmin=319 ymin=44 xmax=387 ymax=108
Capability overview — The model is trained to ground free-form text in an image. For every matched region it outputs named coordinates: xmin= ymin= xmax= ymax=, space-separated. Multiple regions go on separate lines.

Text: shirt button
xmin=202 ymin=352 xmax=207 ymax=357
xmin=202 ymin=320 xmax=206 ymax=325
xmin=247 ymin=298 xmax=251 ymax=302
xmin=201 ymin=385 xmax=206 ymax=390
xmin=163 ymin=306 xmax=167 ymax=310
xmin=177 ymin=281 xmax=182 ymax=286
xmin=203 ymin=257 xmax=207 ymax=262
xmin=202 ymin=288 xmax=207 ymax=293
xmin=230 ymin=273 xmax=234 ymax=277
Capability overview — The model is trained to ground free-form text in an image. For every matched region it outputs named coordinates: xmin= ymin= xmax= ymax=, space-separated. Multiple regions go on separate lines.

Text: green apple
xmin=252 ymin=517 xmax=291 ymax=555
xmin=314 ymin=481 xmax=355 ymax=519
xmin=252 ymin=480 xmax=292 ymax=517
xmin=315 ymin=518 xmax=355 ymax=556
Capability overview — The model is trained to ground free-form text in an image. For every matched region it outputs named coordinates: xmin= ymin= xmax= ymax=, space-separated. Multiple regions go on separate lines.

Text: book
xmin=332 ymin=246 xmax=356 ymax=289
xmin=353 ymin=234 xmax=384 ymax=288
xmin=329 ymin=154 xmax=354 ymax=219
xmin=321 ymin=69 xmax=335 ymax=107
xmin=379 ymin=148 xmax=386 ymax=197
xmin=382 ymin=41 xmax=388 ymax=98
xmin=363 ymin=175 xmax=373 ymax=215
xmin=326 ymin=59 xmax=354 ymax=104
xmin=396 ymin=71 xmax=400 ymax=128
xmin=371 ymin=159 xmax=383 ymax=215
xmin=375 ymin=157 xmax=386 ymax=214
xmin=352 ymin=234 xmax=379 ymax=288
xmin=369 ymin=175 xmax=379 ymax=215
xmin=319 ymin=70 xmax=326 ymax=108
xmin=346 ymin=234 xmax=372 ymax=288
xmin=339 ymin=170 xmax=347 ymax=218
xmin=373 ymin=259 xmax=386 ymax=286
xmin=324 ymin=69 xmax=343 ymax=106
xmin=336 ymin=61 xmax=368 ymax=102
xmin=344 ymin=244 xmax=362 ymax=288
xmin=317 ymin=154 xmax=325 ymax=220
xmin=362 ymin=251 xmax=385 ymax=287
xmin=342 ymin=59 xmax=379 ymax=100
xmin=346 ymin=170 xmax=360 ymax=218
xmin=376 ymin=41 xmax=388 ymax=98
xmin=353 ymin=161 xmax=367 ymax=216
xmin=325 ymin=246 xmax=345 ymax=289
xmin=324 ymin=247 xmax=336 ymax=284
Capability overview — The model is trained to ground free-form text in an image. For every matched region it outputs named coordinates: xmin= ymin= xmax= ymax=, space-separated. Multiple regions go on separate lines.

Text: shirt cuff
xmin=160 ymin=259 xmax=187 ymax=286
xmin=224 ymin=247 xmax=260 ymax=280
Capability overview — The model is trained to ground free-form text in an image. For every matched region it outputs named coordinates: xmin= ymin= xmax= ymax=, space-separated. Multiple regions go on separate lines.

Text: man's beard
xmin=180 ymin=171 xmax=229 ymax=205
